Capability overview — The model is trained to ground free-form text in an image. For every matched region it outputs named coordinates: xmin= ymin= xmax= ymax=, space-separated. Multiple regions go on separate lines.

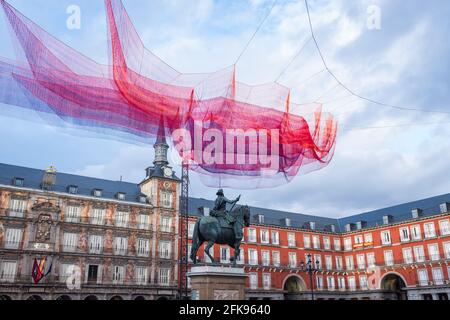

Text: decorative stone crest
xmin=35 ymin=214 xmax=52 ymax=242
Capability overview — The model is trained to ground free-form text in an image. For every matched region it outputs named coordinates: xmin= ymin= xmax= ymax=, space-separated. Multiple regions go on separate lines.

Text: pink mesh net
xmin=0 ymin=0 xmax=337 ymax=189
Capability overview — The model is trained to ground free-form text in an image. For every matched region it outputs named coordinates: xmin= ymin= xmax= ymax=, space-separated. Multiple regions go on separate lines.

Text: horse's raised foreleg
xmin=204 ymin=240 xmax=216 ymax=264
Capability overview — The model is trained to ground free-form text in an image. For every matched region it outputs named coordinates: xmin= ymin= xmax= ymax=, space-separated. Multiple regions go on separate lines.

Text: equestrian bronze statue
xmin=190 ymin=189 xmax=250 ymax=265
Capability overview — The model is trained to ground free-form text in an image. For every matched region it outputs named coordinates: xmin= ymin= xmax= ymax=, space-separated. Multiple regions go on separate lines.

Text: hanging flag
xmin=31 ymin=256 xmax=53 ymax=284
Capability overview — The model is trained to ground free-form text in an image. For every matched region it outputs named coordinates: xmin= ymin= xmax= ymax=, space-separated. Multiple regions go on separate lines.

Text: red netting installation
xmin=0 ymin=0 xmax=337 ymax=189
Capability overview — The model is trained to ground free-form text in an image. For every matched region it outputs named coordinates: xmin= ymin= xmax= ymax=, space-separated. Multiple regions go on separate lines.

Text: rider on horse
xmin=210 ymin=189 xmax=240 ymax=225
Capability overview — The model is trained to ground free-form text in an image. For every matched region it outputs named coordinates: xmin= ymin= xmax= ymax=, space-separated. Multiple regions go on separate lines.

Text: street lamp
xmin=300 ymin=253 xmax=320 ymax=300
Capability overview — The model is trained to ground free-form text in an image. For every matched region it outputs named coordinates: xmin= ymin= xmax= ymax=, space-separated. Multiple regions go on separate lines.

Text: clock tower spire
xmin=153 ymin=116 xmax=169 ymax=167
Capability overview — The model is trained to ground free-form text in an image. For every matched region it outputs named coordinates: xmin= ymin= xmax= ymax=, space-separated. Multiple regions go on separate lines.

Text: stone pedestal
xmin=188 ymin=266 xmax=247 ymax=300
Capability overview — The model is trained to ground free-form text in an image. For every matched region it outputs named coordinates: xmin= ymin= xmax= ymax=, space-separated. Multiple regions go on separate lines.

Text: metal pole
xmin=310 ymin=270 xmax=314 ymax=300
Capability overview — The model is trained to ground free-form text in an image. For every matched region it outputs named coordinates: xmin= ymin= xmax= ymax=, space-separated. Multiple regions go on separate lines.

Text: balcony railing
xmin=0 ymin=275 xmax=174 ymax=287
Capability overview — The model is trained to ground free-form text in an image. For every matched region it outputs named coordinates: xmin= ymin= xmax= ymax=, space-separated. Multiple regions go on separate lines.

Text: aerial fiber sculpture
xmin=0 ymin=0 xmax=337 ymax=189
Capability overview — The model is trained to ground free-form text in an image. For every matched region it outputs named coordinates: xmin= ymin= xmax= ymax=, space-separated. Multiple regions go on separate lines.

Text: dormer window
xmin=93 ymin=189 xmax=103 ymax=197
xmin=68 ymin=185 xmax=78 ymax=194
xmin=138 ymin=195 xmax=147 ymax=204
xmin=257 ymin=214 xmax=265 ymax=224
xmin=116 ymin=192 xmax=126 ymax=201
xmin=285 ymin=218 xmax=291 ymax=227
xmin=12 ymin=177 xmax=24 ymax=187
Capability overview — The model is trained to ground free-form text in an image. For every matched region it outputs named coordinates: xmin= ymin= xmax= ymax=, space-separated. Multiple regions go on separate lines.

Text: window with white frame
xmin=90 ymin=208 xmax=105 ymax=225
xmin=356 ymin=254 xmax=365 ymax=269
xmin=288 ymin=252 xmax=297 ymax=268
xmin=344 ymin=237 xmax=352 ymax=251
xmin=115 ymin=211 xmax=129 ymax=228
xmin=439 ymin=219 xmax=450 ymax=236
xmin=414 ymin=245 xmax=425 ymax=262
xmin=112 ymin=266 xmax=124 ymax=284
xmin=314 ymin=254 xmax=322 ymax=269
xmin=348 ymin=276 xmax=356 ymax=291
xmin=261 ymin=250 xmax=270 ymax=266
xmin=410 ymin=225 xmax=421 ymax=240
xmin=262 ymin=273 xmax=271 ymax=290
xmin=138 ymin=214 xmax=150 ymax=230
xmin=359 ymin=275 xmax=368 ymax=290
xmin=345 ymin=256 xmax=354 ymax=270
xmin=367 ymin=252 xmax=376 ymax=267
xmin=354 ymin=235 xmax=363 ymax=246
xmin=188 ymin=222 xmax=195 ymax=239
xmin=249 ymin=273 xmax=258 ymax=289
xmin=4 ymin=228 xmax=23 ymax=249
xmin=65 ymin=205 xmax=81 ymax=223
xmin=428 ymin=243 xmax=440 ymax=261
xmin=288 ymin=233 xmax=296 ymax=247
xmin=432 ymin=267 xmax=444 ymax=285
xmin=327 ymin=276 xmax=335 ymax=290
xmin=159 ymin=268 xmax=170 ymax=286
xmin=89 ymin=235 xmax=103 ymax=254
xmin=248 ymin=229 xmax=256 ymax=243
xmin=135 ymin=266 xmax=148 ymax=285
xmin=260 ymin=230 xmax=269 ymax=244
xmin=161 ymin=192 xmax=172 ymax=208
xmin=271 ymin=231 xmax=279 ymax=245
xmin=381 ymin=231 xmax=391 ymax=245
xmin=187 ymin=244 xmax=192 ymax=262
xmin=338 ymin=277 xmax=346 ymax=291
xmin=303 ymin=235 xmax=311 ymax=248
xmin=325 ymin=256 xmax=332 ymax=270
xmin=160 ymin=216 xmax=171 ymax=233
xmin=399 ymin=227 xmax=410 ymax=242
xmin=364 ymin=233 xmax=373 ymax=244
xmin=272 ymin=251 xmax=280 ymax=267
xmin=248 ymin=249 xmax=258 ymax=265
xmin=63 ymin=232 xmax=77 ymax=252
xmin=220 ymin=246 xmax=230 ymax=263
xmin=323 ymin=237 xmax=331 ymax=250
xmin=0 ymin=261 xmax=17 ymax=283
xmin=237 ymin=249 xmax=245 ymax=265
xmin=444 ymin=242 xmax=450 ymax=259
xmin=114 ymin=237 xmax=128 ymax=255
xmin=417 ymin=269 xmax=428 ymax=286
xmin=159 ymin=241 xmax=171 ymax=259
xmin=59 ymin=264 xmax=76 ymax=283
xmin=384 ymin=250 xmax=394 ymax=266
xmin=8 ymin=198 xmax=26 ymax=217
xmin=403 ymin=247 xmax=413 ymax=264
xmin=316 ymin=276 xmax=324 ymax=290
xmin=335 ymin=256 xmax=343 ymax=270
xmin=137 ymin=238 xmax=150 ymax=257
xmin=312 ymin=236 xmax=320 ymax=249
xmin=334 ymin=238 xmax=341 ymax=251
xmin=424 ymin=222 xmax=436 ymax=238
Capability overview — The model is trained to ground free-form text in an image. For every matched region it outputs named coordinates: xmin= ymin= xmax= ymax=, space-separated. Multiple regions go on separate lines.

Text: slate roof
xmin=0 ymin=162 xmax=145 ymax=204
xmin=0 ymin=162 xmax=449 ymax=233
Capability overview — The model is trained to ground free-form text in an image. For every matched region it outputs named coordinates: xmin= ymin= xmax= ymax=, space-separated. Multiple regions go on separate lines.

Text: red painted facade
xmin=182 ymin=211 xmax=450 ymax=297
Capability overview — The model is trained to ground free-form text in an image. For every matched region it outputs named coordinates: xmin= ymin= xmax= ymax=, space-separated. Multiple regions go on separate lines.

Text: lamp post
xmin=300 ymin=253 xmax=320 ymax=301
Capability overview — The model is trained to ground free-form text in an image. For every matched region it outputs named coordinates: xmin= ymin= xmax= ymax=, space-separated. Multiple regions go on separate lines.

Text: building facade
xmin=1 ymin=134 xmax=450 ymax=300
xmin=185 ymin=197 xmax=450 ymax=300
xmin=0 ymin=126 xmax=181 ymax=300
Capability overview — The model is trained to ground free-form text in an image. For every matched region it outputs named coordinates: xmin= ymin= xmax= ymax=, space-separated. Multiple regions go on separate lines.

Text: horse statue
xmin=190 ymin=189 xmax=250 ymax=265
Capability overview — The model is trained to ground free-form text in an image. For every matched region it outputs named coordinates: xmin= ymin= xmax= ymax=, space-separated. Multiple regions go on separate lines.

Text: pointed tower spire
xmin=155 ymin=115 xmax=167 ymax=145
xmin=153 ymin=116 xmax=169 ymax=166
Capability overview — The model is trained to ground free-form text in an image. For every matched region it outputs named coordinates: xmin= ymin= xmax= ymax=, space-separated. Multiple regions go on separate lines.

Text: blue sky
xmin=0 ymin=0 xmax=449 ymax=217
